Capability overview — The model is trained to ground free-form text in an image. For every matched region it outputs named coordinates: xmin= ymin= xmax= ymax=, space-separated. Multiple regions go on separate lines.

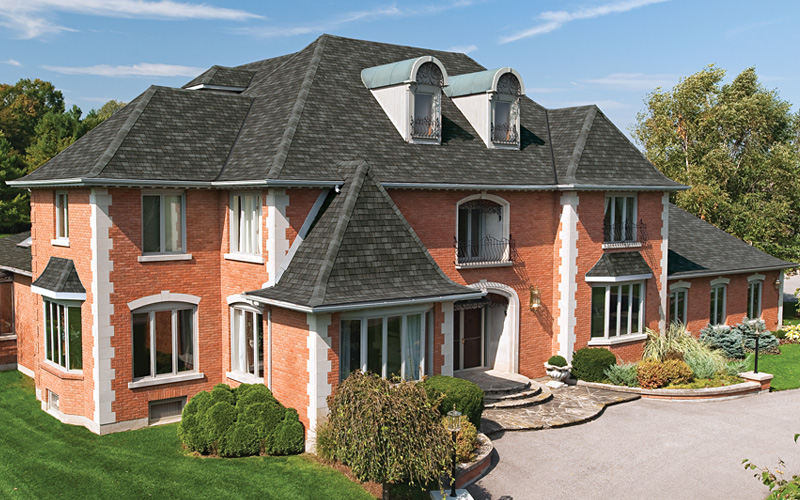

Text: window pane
xmin=133 ymin=313 xmax=151 ymax=378
xmin=620 ymin=284 xmax=630 ymax=336
xmin=177 ymin=309 xmax=193 ymax=372
xmin=631 ymin=284 xmax=641 ymax=334
xmin=155 ymin=310 xmax=173 ymax=375
xmin=591 ymin=287 xmax=606 ymax=338
xmin=367 ymin=318 xmax=383 ymax=376
xmin=68 ymin=306 xmax=82 ymax=370
xmin=142 ymin=196 xmax=161 ymax=253
xmin=255 ymin=313 xmax=263 ymax=378
xmin=608 ymin=285 xmax=620 ymax=336
xmin=457 ymin=207 xmax=469 ymax=259
xmin=470 ymin=208 xmax=481 ymax=257
xmin=243 ymin=310 xmax=254 ymax=375
xmin=232 ymin=309 xmax=243 ymax=373
xmin=164 ymin=195 xmax=183 ymax=253
xmin=58 ymin=304 xmax=66 ymax=367
xmin=495 ymin=101 xmax=511 ymax=129
xmin=45 ymin=301 xmax=53 ymax=362
xmin=0 ymin=281 xmax=12 ymax=334
xmin=386 ymin=316 xmax=402 ymax=379
xmin=340 ymin=319 xmax=361 ymax=380
xmin=405 ymin=314 xmax=422 ymax=380
xmin=413 ymin=93 xmax=434 ymax=136
xmin=676 ymin=290 xmax=686 ymax=324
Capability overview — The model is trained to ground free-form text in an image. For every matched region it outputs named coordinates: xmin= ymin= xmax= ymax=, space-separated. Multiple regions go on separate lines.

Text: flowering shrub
xmin=784 ymin=325 xmax=800 ymax=341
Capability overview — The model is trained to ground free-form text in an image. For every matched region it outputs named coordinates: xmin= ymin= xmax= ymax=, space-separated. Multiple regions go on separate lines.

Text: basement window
xmin=149 ymin=396 xmax=186 ymax=425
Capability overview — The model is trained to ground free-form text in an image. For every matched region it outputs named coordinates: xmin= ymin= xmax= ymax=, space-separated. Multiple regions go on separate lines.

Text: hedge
xmin=421 ymin=375 xmax=484 ymax=429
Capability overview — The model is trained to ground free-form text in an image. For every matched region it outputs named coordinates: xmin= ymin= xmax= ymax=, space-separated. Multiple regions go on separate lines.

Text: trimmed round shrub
xmin=637 ymin=360 xmax=667 ymax=389
xmin=210 ymin=383 xmax=236 ymax=406
xmin=571 ymin=347 xmax=617 ymax=382
xmin=203 ymin=401 xmax=237 ymax=454
xmin=219 ymin=422 xmax=260 ymax=458
xmin=178 ymin=391 xmax=213 ymax=453
xmin=547 ymin=355 xmax=567 ymax=367
xmin=421 ymin=375 xmax=484 ymax=429
xmin=269 ymin=408 xmax=305 ymax=456
xmin=662 ymin=359 xmax=693 ymax=385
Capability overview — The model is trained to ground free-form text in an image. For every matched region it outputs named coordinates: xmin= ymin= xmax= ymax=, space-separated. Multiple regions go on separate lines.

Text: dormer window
xmin=447 ymin=68 xmax=525 ymax=149
xmin=362 ymin=56 xmax=448 ymax=145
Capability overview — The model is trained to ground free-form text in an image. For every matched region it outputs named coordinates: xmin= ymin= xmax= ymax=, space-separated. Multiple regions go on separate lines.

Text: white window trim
xmin=590 ymin=281 xmax=646 ymax=341
xmin=669 ymin=280 xmax=692 ymax=291
xmin=229 ymin=303 xmax=264 ymax=381
xmin=604 ymin=193 xmax=638 ymax=243
xmin=42 ymin=298 xmax=83 ymax=373
xmin=141 ymin=190 xmax=187 ymax=256
xmin=748 ymin=279 xmax=763 ymax=319
xmin=128 ymin=372 xmax=204 ymax=389
xmin=137 ymin=254 xmax=193 ymax=263
xmin=455 ymin=193 xmax=511 ymax=267
xmin=229 ymin=192 xmax=263 ymax=257
xmin=55 ymin=191 xmax=69 ymax=243
xmin=710 ymin=277 xmax=731 ymax=287
xmin=585 ymin=273 xmax=652 ymax=283
xmin=588 ymin=332 xmax=648 ymax=347
xmin=710 ymin=284 xmax=727 ymax=326
xmin=669 ymin=287 xmax=688 ymax=325
xmin=408 ymin=83 xmax=442 ymax=145
xmin=490 ymin=94 xmax=520 ymax=148
xmin=32 ymin=286 xmax=87 ymax=302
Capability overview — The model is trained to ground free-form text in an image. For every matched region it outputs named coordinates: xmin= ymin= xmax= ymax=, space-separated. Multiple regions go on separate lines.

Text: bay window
xmin=142 ymin=192 xmax=185 ymax=254
xmin=231 ymin=306 xmax=263 ymax=379
xmin=591 ymin=282 xmax=645 ymax=340
xmin=44 ymin=299 xmax=82 ymax=371
xmin=133 ymin=303 xmax=196 ymax=379
xmin=340 ymin=311 xmax=425 ymax=381
xmin=230 ymin=193 xmax=261 ymax=256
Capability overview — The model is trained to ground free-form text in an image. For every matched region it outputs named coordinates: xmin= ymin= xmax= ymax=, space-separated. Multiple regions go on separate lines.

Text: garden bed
xmin=455 ymin=433 xmax=493 ymax=488
xmin=576 ymin=379 xmax=763 ymax=401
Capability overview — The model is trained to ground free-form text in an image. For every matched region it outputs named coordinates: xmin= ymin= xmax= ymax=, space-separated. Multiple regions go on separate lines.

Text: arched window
xmin=410 ymin=62 xmax=444 ymax=141
xmin=456 ymin=195 xmax=513 ymax=267
xmin=491 ymin=73 xmax=521 ymax=146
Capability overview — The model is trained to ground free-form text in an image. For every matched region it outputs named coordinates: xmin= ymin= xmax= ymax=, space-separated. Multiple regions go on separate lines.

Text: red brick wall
xmin=10 ymin=275 xmax=34 ymax=371
xmin=270 ymin=307 xmax=310 ymax=429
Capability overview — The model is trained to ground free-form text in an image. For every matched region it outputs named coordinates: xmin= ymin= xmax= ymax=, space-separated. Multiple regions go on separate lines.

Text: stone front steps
xmin=484 ymin=383 xmax=553 ymax=410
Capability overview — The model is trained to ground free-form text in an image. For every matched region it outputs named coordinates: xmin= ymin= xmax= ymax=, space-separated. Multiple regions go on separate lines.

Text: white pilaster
xmin=557 ymin=192 xmax=579 ymax=363
xmin=266 ymin=189 xmax=291 ymax=286
xmin=778 ymin=272 xmax=785 ymax=330
xmin=306 ymin=313 xmax=332 ymax=450
xmin=90 ymin=188 xmax=116 ymax=425
xmin=659 ymin=193 xmax=670 ymax=332
xmin=440 ymin=301 xmax=454 ymax=376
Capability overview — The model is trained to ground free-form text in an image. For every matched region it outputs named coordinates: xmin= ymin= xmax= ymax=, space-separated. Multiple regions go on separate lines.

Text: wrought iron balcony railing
xmin=455 ymin=235 xmax=518 ymax=266
xmin=491 ymin=123 xmax=519 ymax=145
xmin=603 ymin=220 xmax=647 ymax=245
xmin=411 ymin=116 xmax=441 ymax=140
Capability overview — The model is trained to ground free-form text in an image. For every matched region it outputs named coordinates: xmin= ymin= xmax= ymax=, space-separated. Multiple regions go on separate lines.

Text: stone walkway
xmin=481 ymin=382 xmax=640 ymax=436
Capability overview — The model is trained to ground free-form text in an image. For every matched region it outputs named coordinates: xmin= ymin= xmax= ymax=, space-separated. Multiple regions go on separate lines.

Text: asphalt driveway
xmin=469 ymin=390 xmax=800 ymax=500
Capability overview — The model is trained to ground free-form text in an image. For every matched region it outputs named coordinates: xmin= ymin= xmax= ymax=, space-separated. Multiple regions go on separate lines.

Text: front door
xmin=462 ymin=308 xmax=483 ymax=369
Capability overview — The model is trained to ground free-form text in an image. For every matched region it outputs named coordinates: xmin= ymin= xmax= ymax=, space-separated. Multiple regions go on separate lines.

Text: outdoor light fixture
xmin=445 ymin=405 xmax=462 ymax=498
xmin=529 ymin=286 xmax=541 ymax=310
xmin=775 ymin=278 xmax=782 ymax=290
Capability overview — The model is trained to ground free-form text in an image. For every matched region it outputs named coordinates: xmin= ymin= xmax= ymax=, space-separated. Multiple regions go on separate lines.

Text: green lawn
xmin=747 ymin=343 xmax=800 ymax=391
xmin=783 ymin=301 xmax=800 ymax=326
xmin=0 ymin=371 xmax=373 ymax=500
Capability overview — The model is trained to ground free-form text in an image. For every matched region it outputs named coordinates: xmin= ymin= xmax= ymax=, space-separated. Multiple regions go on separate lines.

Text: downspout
xmin=267 ymin=308 xmax=273 ymax=390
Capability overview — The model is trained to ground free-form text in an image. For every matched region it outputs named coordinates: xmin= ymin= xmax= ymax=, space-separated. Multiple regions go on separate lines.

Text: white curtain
xmin=405 ymin=314 xmax=422 ymax=380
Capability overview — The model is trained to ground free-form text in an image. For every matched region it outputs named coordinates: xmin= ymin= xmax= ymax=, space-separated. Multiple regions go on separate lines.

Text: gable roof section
xmin=668 ymin=204 xmax=795 ymax=279
xmin=31 ymin=257 xmax=86 ymax=300
xmin=0 ymin=232 xmax=32 ymax=276
xmin=246 ymin=160 xmax=481 ymax=311
xmin=585 ymin=251 xmax=653 ymax=281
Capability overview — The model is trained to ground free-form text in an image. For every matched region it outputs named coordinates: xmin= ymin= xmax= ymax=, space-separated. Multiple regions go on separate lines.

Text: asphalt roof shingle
xmin=586 ymin=251 xmax=653 ymax=279
xmin=0 ymin=232 xmax=32 ymax=275
xmin=32 ymin=257 xmax=85 ymax=295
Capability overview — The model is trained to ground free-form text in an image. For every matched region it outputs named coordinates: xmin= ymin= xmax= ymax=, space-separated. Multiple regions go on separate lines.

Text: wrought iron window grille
xmin=603 ymin=220 xmax=647 ymax=244
xmin=454 ymin=235 xmax=518 ymax=265
xmin=411 ymin=116 xmax=441 ymax=140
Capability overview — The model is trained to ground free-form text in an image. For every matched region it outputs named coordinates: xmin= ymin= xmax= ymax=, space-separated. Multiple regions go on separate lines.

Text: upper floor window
xmin=669 ymin=287 xmax=687 ymax=325
xmin=55 ymin=192 xmax=68 ymax=241
xmin=491 ymin=73 xmax=521 ymax=146
xmin=591 ymin=282 xmax=644 ymax=340
xmin=230 ymin=306 xmax=263 ymax=380
xmin=455 ymin=196 xmax=514 ymax=267
xmin=142 ymin=192 xmax=185 ymax=254
xmin=748 ymin=279 xmax=763 ymax=319
xmin=0 ymin=274 xmax=13 ymax=336
xmin=44 ymin=299 xmax=82 ymax=371
xmin=230 ymin=193 xmax=261 ymax=256
xmin=132 ymin=302 xmax=196 ymax=379
xmin=410 ymin=62 xmax=443 ymax=141
xmin=710 ymin=284 xmax=727 ymax=325
xmin=604 ymin=194 xmax=639 ymax=244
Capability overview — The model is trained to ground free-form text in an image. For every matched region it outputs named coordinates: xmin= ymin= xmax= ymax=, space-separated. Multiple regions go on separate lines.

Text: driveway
xmin=469 ymin=390 xmax=800 ymax=500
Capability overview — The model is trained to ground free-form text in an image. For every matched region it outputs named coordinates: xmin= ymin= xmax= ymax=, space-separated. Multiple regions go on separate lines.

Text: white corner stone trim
xmin=266 ymin=189 xmax=291 ymax=286
xmin=90 ymin=188 xmax=116 ymax=426
xmin=467 ymin=281 xmax=519 ymax=374
xmin=557 ymin=192 xmax=579 ymax=363
xmin=440 ymin=301 xmax=455 ymax=376
xmin=659 ymin=192 xmax=670 ymax=332
xmin=306 ymin=313 xmax=332 ymax=450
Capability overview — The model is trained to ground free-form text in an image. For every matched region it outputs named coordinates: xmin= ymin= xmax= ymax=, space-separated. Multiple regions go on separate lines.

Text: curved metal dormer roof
xmin=445 ymin=67 xmax=526 ymax=98
xmin=361 ymin=55 xmax=449 ymax=89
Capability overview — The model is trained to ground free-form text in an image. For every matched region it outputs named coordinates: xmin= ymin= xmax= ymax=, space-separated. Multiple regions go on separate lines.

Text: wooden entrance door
xmin=461 ymin=308 xmax=483 ymax=369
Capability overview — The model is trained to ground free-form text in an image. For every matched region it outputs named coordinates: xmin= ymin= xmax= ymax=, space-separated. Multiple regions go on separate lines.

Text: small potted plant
xmin=543 ymin=355 xmax=572 ymax=388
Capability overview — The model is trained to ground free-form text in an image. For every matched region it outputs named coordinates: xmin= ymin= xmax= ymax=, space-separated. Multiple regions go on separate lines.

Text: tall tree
xmin=0 ymin=79 xmax=65 ymax=154
xmin=634 ymin=65 xmax=800 ymax=262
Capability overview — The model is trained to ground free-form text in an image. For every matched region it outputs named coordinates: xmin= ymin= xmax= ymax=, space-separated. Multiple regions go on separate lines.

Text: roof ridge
xmin=564 ymin=105 xmax=597 ymax=184
xmin=266 ymin=35 xmax=329 ymax=179
xmin=308 ymin=160 xmax=368 ymax=306
xmin=544 ymin=108 xmax=558 ymax=184
xmin=86 ymin=86 xmax=157 ymax=178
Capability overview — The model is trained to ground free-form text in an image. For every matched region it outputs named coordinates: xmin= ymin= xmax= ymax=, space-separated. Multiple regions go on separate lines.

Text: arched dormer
xmin=361 ymin=56 xmax=449 ymax=144
xmin=445 ymin=68 xmax=525 ymax=149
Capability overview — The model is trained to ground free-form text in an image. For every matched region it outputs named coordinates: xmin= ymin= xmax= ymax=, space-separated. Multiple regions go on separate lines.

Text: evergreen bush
xmin=421 ymin=375 xmax=484 ymax=429
xmin=571 ymin=347 xmax=617 ymax=382
xmin=700 ymin=324 xmax=745 ymax=359
xmin=546 ymin=355 xmax=567 ymax=367
xmin=203 ymin=401 xmax=237 ymax=455
xmin=604 ymin=363 xmax=639 ymax=387
xmin=269 ymin=409 xmax=305 ymax=456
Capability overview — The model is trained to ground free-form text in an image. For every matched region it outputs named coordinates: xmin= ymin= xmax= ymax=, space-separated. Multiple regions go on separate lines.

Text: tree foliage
xmin=633 ymin=65 xmax=800 ymax=262
xmin=0 ymin=79 xmax=125 ymax=231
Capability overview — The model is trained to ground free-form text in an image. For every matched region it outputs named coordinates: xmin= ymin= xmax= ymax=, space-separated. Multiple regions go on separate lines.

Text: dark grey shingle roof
xmin=15 ymin=34 xmax=685 ymax=191
xmin=668 ymin=204 xmax=795 ymax=278
xmin=0 ymin=232 xmax=32 ymax=275
xmin=586 ymin=251 xmax=653 ymax=279
xmin=182 ymin=65 xmax=256 ymax=89
xmin=32 ymin=257 xmax=85 ymax=295
xmin=247 ymin=161 xmax=478 ymax=309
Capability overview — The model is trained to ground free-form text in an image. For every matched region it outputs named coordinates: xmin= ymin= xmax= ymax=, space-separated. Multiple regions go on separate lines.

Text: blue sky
xmin=1 ymin=0 xmax=798 ymax=142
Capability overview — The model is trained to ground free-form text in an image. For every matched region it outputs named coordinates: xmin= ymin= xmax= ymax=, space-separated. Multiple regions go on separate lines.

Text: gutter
xmin=668 ymin=264 xmax=798 ymax=280
xmin=244 ymin=291 xmax=486 ymax=314
xmin=0 ymin=266 xmax=32 ymax=277
xmin=7 ymin=178 xmax=342 ymax=189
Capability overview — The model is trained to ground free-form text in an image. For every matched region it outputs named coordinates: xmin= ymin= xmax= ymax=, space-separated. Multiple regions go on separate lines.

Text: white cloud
xmin=448 ymin=44 xmax=478 ymax=54
xmin=237 ymin=2 xmax=473 ymax=38
xmin=43 ymin=62 xmax=204 ymax=77
xmin=2 ymin=58 xmax=21 ymax=66
xmin=0 ymin=0 xmax=262 ymax=39
xmin=500 ymin=0 xmax=669 ymax=44
xmin=582 ymin=72 xmax=677 ymax=91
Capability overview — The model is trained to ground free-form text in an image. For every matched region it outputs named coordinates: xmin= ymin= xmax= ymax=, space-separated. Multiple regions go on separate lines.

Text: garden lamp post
xmin=445 ymin=405 xmax=462 ymax=498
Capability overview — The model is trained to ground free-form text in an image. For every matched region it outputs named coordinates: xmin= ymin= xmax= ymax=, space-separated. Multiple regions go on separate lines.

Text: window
xmin=44 ymin=299 xmax=82 ymax=371
xmin=230 ymin=193 xmax=261 ymax=255
xmin=591 ymin=282 xmax=644 ymax=339
xmin=340 ymin=312 xmax=425 ymax=381
xmin=670 ymin=288 xmax=687 ymax=325
xmin=491 ymin=73 xmax=521 ymax=146
xmin=410 ymin=62 xmax=443 ymax=141
xmin=55 ymin=192 xmax=68 ymax=241
xmin=0 ymin=275 xmax=13 ymax=335
xmin=231 ymin=307 xmax=263 ymax=379
xmin=132 ymin=303 xmax=196 ymax=379
xmin=748 ymin=280 xmax=762 ymax=319
xmin=710 ymin=285 xmax=727 ymax=325
xmin=604 ymin=195 xmax=638 ymax=243
xmin=456 ymin=197 xmax=513 ymax=266
xmin=142 ymin=193 xmax=185 ymax=254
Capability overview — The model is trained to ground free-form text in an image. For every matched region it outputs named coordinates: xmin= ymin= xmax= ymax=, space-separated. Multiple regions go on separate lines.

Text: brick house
xmin=3 ymin=35 xmax=793 ymax=442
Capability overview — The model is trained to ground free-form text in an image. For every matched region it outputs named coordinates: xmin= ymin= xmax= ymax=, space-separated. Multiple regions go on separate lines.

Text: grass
xmin=746 ymin=343 xmax=800 ymax=391
xmin=0 ymin=371 xmax=374 ymax=500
